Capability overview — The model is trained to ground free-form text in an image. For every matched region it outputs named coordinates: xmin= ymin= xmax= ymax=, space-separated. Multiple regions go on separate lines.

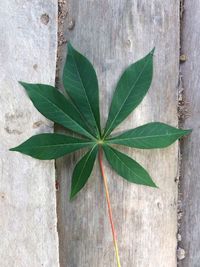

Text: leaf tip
xmin=184 ymin=128 xmax=192 ymax=135
xmin=154 ymin=183 xmax=159 ymax=189
xmin=179 ymin=128 xmax=192 ymax=139
xmin=18 ymin=81 xmax=30 ymax=89
xmin=69 ymin=191 xmax=76 ymax=201
xmin=148 ymin=179 xmax=158 ymax=188
xmin=67 ymin=41 xmax=73 ymax=51
xmin=18 ymin=80 xmax=26 ymax=86
xmin=150 ymin=47 xmax=155 ymax=56
xmin=9 ymin=147 xmax=16 ymax=152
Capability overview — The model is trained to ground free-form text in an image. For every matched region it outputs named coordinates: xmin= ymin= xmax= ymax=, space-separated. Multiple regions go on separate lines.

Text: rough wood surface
xmin=0 ymin=1 xmax=59 ymax=266
xmin=57 ymin=1 xmax=180 ymax=266
xmin=179 ymin=0 xmax=200 ymax=266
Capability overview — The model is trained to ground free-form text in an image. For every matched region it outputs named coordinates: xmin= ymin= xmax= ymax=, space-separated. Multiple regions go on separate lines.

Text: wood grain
xmin=179 ymin=0 xmax=200 ymax=266
xmin=57 ymin=1 xmax=180 ymax=266
xmin=0 ymin=1 xmax=59 ymax=266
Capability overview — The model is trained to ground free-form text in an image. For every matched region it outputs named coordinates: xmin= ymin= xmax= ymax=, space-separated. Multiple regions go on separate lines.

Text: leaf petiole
xmin=98 ymin=147 xmax=121 ymax=267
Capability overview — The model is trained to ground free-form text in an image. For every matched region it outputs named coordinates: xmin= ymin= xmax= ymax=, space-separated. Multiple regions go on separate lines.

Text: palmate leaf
xmin=103 ymin=145 xmax=157 ymax=187
xmin=10 ymin=43 xmax=192 ymax=267
xmin=19 ymin=82 xmax=94 ymax=139
xmin=103 ymin=49 xmax=154 ymax=137
xmin=63 ymin=43 xmax=101 ymax=137
xmin=10 ymin=133 xmax=94 ymax=160
xmin=70 ymin=145 xmax=98 ymax=199
xmin=10 ymin=44 xmax=192 ymax=200
xmin=107 ymin=122 xmax=192 ymax=149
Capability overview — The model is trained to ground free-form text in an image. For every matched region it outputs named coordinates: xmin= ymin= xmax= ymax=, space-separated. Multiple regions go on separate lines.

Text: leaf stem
xmin=98 ymin=147 xmax=121 ymax=267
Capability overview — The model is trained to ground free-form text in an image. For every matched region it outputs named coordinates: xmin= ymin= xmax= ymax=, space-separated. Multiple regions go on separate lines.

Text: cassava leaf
xmin=103 ymin=49 xmax=154 ymax=137
xmin=107 ymin=122 xmax=192 ymax=149
xmin=10 ymin=44 xmax=192 ymax=204
xmin=70 ymin=145 xmax=98 ymax=199
xmin=10 ymin=133 xmax=94 ymax=160
xmin=19 ymin=82 xmax=94 ymax=139
xmin=63 ymin=43 xmax=101 ymax=137
xmin=103 ymin=145 xmax=157 ymax=187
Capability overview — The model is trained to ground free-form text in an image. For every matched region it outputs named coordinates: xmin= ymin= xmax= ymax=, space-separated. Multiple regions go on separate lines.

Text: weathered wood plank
xmin=179 ymin=1 xmax=200 ymax=266
xmin=57 ymin=1 xmax=180 ymax=266
xmin=0 ymin=1 xmax=59 ymax=266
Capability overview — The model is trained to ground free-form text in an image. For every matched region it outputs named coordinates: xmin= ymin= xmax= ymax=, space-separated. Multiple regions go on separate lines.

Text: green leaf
xmin=104 ymin=49 xmax=154 ymax=137
xmin=70 ymin=145 xmax=98 ymax=199
xmin=107 ymin=122 xmax=192 ymax=149
xmin=10 ymin=133 xmax=94 ymax=160
xmin=19 ymin=82 xmax=94 ymax=139
xmin=103 ymin=145 xmax=157 ymax=187
xmin=63 ymin=43 xmax=101 ymax=137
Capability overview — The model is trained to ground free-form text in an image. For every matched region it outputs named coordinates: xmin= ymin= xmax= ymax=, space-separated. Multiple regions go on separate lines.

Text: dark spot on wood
xmin=55 ymin=180 xmax=60 ymax=191
xmin=4 ymin=126 xmax=22 ymax=135
xmin=33 ymin=64 xmax=38 ymax=70
xmin=40 ymin=14 xmax=50 ymax=25
xmin=157 ymin=202 xmax=162 ymax=209
xmin=32 ymin=120 xmax=44 ymax=128
xmin=1 ymin=192 xmax=5 ymax=200
xmin=5 ymin=111 xmax=24 ymax=121
xmin=125 ymin=39 xmax=131 ymax=48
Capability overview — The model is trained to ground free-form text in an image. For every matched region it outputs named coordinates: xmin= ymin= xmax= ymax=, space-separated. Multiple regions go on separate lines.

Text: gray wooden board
xmin=0 ymin=1 xmax=59 ymax=266
xmin=57 ymin=1 xmax=180 ymax=266
xmin=179 ymin=0 xmax=200 ymax=266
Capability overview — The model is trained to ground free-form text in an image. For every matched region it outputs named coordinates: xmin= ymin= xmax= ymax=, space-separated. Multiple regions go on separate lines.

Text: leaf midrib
xmin=108 ymin=132 xmax=184 ymax=142
xmin=32 ymin=88 xmax=93 ymax=139
xmin=71 ymin=145 xmax=97 ymax=196
xmin=70 ymin=50 xmax=100 ymax=135
xmin=107 ymin=146 xmax=150 ymax=185
xmin=63 ymin=71 xmax=98 ymax=137
xmin=20 ymin=142 xmax=94 ymax=149
xmin=104 ymin=56 xmax=151 ymax=137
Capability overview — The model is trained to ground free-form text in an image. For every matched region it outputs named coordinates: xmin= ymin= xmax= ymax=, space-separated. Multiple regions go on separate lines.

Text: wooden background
xmin=0 ymin=1 xmax=59 ymax=266
xmin=0 ymin=0 xmax=199 ymax=266
xmin=57 ymin=1 xmax=179 ymax=266
xmin=179 ymin=0 xmax=200 ymax=266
